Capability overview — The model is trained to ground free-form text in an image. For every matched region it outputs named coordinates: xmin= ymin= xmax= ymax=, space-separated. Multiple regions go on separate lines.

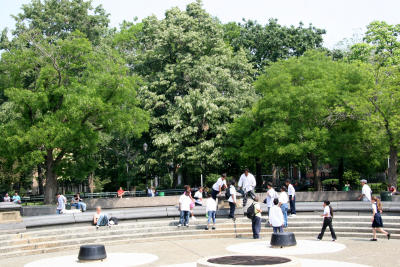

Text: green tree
xmin=223 ymin=19 xmax=326 ymax=72
xmin=349 ymin=21 xmax=400 ymax=189
xmin=229 ymin=51 xmax=372 ymax=190
xmin=115 ymin=1 xmax=255 ymax=185
xmin=0 ymin=31 xmax=148 ymax=203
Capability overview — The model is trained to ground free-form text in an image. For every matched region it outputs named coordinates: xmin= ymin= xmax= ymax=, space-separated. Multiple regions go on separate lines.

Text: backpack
xmin=246 ymin=203 xmax=256 ymax=219
xmin=109 ymin=216 xmax=119 ymax=225
xmin=225 ymin=187 xmax=231 ymax=200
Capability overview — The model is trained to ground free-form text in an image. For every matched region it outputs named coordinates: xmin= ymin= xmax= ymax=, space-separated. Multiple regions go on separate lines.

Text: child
xmin=317 ymin=201 xmax=337 ymax=241
xmin=205 ymin=197 xmax=217 ymax=230
xmin=269 ymin=198 xmax=284 ymax=233
xmin=178 ymin=190 xmax=192 ymax=227
xmin=228 ymin=180 xmax=237 ymax=219
xmin=370 ymin=196 xmax=390 ymax=241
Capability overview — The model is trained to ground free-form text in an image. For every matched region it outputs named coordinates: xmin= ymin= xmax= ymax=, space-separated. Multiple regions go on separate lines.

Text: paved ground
xmin=0 ymin=236 xmax=398 ymax=267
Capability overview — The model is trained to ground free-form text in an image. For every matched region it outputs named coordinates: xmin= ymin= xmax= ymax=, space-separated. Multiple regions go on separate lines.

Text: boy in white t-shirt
xmin=265 ymin=182 xmax=278 ymax=216
xmin=269 ymin=198 xmax=284 ymax=233
xmin=205 ymin=197 xmax=217 ymax=230
xmin=228 ymin=181 xmax=237 ymax=219
xmin=178 ymin=191 xmax=192 ymax=227
xmin=194 ymin=187 xmax=203 ymax=206
xmin=211 ymin=173 xmax=227 ymax=200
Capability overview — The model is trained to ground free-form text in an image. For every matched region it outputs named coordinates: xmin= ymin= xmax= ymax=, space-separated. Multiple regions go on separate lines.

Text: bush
xmin=322 ymin=179 xmax=339 ymax=185
xmin=343 ymin=170 xmax=361 ymax=189
xmin=205 ymin=173 xmax=220 ymax=188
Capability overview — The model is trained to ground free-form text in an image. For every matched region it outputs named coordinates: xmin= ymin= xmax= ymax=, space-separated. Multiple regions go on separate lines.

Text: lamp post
xmin=143 ymin=143 xmax=148 ymax=184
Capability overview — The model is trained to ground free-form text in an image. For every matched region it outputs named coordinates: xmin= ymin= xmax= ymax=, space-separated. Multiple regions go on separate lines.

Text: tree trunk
xmin=272 ymin=164 xmax=278 ymax=185
xmin=338 ymin=157 xmax=344 ymax=188
xmin=44 ymin=149 xmax=57 ymax=204
xmin=37 ymin=164 xmax=44 ymax=195
xmin=88 ymin=172 xmax=95 ymax=193
xmin=310 ymin=153 xmax=322 ymax=191
xmin=255 ymin=158 xmax=262 ymax=186
xmin=388 ymin=145 xmax=398 ymax=189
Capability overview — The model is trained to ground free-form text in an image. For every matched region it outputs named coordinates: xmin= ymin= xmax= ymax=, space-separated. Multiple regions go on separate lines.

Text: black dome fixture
xmin=270 ymin=232 xmax=297 ymax=248
xmin=78 ymin=244 xmax=107 ymax=261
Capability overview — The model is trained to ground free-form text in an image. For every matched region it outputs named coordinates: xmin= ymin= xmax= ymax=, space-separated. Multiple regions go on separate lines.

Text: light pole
xmin=143 ymin=143 xmax=148 ymax=185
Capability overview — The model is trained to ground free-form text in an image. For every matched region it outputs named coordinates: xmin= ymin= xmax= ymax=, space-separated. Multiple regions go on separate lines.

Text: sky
xmin=0 ymin=0 xmax=399 ymax=48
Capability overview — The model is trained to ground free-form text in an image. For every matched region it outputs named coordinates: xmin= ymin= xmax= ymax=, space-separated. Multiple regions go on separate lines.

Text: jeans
xmin=179 ymin=210 xmax=190 ymax=225
xmin=273 ymin=226 xmax=284 ymax=234
xmin=56 ymin=209 xmax=63 ymax=214
xmin=71 ymin=202 xmax=87 ymax=211
xmin=207 ymin=211 xmax=216 ymax=224
xmin=96 ymin=214 xmax=109 ymax=226
xmin=252 ymin=216 xmax=261 ymax=239
xmin=289 ymin=195 xmax=296 ymax=214
xmin=211 ymin=189 xmax=219 ymax=200
xmin=229 ymin=202 xmax=236 ymax=218
xmin=242 ymin=190 xmax=256 ymax=207
xmin=318 ymin=217 xmax=337 ymax=240
xmin=281 ymin=203 xmax=288 ymax=227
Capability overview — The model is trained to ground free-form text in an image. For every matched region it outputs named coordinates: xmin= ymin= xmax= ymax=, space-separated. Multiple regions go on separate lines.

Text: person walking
xmin=205 ymin=196 xmax=217 ymax=230
xmin=211 ymin=173 xmax=227 ymax=200
xmin=238 ymin=168 xmax=256 ymax=208
xmin=269 ymin=198 xmax=284 ymax=233
xmin=370 ymin=196 xmax=390 ymax=241
xmin=358 ymin=179 xmax=372 ymax=202
xmin=228 ymin=180 xmax=237 ymax=219
xmin=56 ymin=193 xmax=67 ymax=214
xmin=251 ymin=196 xmax=262 ymax=239
xmin=279 ymin=186 xmax=289 ymax=228
xmin=317 ymin=201 xmax=337 ymax=241
xmin=265 ymin=182 xmax=278 ymax=216
xmin=286 ymin=180 xmax=296 ymax=217
xmin=178 ymin=190 xmax=192 ymax=227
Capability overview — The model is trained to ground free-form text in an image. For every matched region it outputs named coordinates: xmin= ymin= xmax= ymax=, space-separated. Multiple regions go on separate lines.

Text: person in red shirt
xmin=117 ymin=187 xmax=125 ymax=198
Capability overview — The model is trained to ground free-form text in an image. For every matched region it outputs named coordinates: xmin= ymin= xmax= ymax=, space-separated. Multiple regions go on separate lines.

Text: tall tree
xmin=223 ymin=19 xmax=326 ymax=72
xmin=115 ymin=1 xmax=255 ymax=184
xmin=349 ymin=21 xmax=400 ymax=189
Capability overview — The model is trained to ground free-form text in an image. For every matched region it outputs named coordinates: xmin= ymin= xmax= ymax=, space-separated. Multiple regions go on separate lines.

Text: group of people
xmin=2 ymin=192 xmax=21 ymax=204
xmin=55 ymin=192 xmax=87 ymax=214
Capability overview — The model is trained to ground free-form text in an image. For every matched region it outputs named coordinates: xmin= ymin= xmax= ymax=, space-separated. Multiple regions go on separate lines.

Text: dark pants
xmin=289 ymin=195 xmax=296 ymax=214
xmin=273 ymin=226 xmax=284 ymax=234
xmin=229 ymin=202 xmax=236 ymax=218
xmin=318 ymin=217 xmax=337 ymax=240
xmin=252 ymin=216 xmax=261 ymax=239
xmin=211 ymin=189 xmax=219 ymax=200
xmin=243 ymin=190 xmax=256 ymax=207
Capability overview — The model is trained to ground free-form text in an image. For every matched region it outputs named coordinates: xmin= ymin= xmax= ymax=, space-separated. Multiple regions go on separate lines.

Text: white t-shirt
xmin=228 ymin=185 xmax=237 ymax=203
xmin=372 ymin=203 xmax=378 ymax=214
xmin=362 ymin=184 xmax=372 ymax=201
xmin=194 ymin=191 xmax=203 ymax=205
xmin=57 ymin=195 xmax=66 ymax=210
xmin=3 ymin=196 xmax=10 ymax=202
xmin=238 ymin=173 xmax=256 ymax=192
xmin=179 ymin=194 xmax=192 ymax=211
xmin=269 ymin=205 xmax=284 ymax=227
xmin=288 ymin=184 xmax=295 ymax=196
xmin=212 ymin=178 xmax=227 ymax=191
xmin=323 ymin=206 xmax=332 ymax=217
xmin=278 ymin=192 xmax=289 ymax=204
xmin=266 ymin=188 xmax=278 ymax=208
xmin=206 ymin=198 xmax=217 ymax=212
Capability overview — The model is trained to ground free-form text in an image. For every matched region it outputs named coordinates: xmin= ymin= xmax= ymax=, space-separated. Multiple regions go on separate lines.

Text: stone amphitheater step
xmin=0 ymin=215 xmax=399 ymax=258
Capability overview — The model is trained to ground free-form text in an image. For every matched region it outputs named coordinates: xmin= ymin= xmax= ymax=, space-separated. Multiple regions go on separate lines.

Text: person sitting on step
xmin=93 ymin=206 xmax=110 ymax=229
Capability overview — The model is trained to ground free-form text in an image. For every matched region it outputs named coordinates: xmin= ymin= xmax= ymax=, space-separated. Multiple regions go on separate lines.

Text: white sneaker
xmin=177 ymin=224 xmax=182 ymax=227
xmin=192 ymin=216 xmax=197 ymax=221
xmin=290 ymin=214 xmax=296 ymax=217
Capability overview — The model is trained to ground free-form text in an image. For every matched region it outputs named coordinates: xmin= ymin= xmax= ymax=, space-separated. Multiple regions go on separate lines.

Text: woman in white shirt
xmin=278 ymin=186 xmax=289 ymax=227
xmin=317 ymin=201 xmax=337 ymax=241
xmin=228 ymin=181 xmax=237 ymax=219
xmin=205 ymin=197 xmax=217 ymax=230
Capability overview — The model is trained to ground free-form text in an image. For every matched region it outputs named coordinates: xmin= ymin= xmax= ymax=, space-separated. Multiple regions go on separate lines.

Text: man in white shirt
xmin=278 ymin=186 xmax=289 ymax=227
xmin=211 ymin=173 xmax=227 ymax=200
xmin=269 ymin=198 xmax=284 ymax=233
xmin=285 ymin=180 xmax=296 ymax=217
xmin=228 ymin=180 xmax=237 ymax=219
xmin=56 ymin=193 xmax=67 ymax=214
xmin=358 ymin=179 xmax=372 ymax=202
xmin=238 ymin=168 xmax=257 ymax=207
xmin=3 ymin=193 xmax=11 ymax=202
xmin=194 ymin=187 xmax=203 ymax=206
xmin=265 ymin=182 xmax=278 ymax=216
xmin=178 ymin=191 xmax=192 ymax=227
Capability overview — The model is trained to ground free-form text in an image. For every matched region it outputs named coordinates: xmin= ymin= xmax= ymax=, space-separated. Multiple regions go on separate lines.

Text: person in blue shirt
xmin=12 ymin=192 xmax=21 ymax=204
